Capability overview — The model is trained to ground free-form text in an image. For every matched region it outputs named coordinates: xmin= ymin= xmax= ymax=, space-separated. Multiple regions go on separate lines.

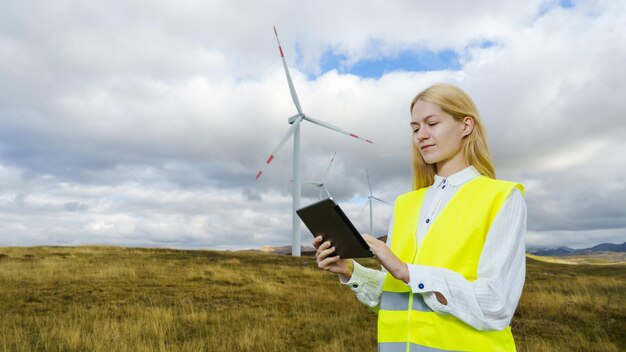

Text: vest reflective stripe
xmin=380 ymin=291 xmax=432 ymax=312
xmin=378 ymin=176 xmax=524 ymax=352
xmin=379 ymin=342 xmax=454 ymax=352
xmin=412 ymin=293 xmax=430 ymax=312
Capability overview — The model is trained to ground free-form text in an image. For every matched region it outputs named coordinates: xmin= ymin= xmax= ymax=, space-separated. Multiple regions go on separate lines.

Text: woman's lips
xmin=421 ymin=144 xmax=434 ymax=151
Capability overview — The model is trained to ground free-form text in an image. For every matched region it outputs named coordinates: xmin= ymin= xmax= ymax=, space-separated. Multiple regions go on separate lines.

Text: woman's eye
xmin=413 ymin=129 xmax=419 ymax=133
xmin=429 ymin=123 xmax=438 ymax=126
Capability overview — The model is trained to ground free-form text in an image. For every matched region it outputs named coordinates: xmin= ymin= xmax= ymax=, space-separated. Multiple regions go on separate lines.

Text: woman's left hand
xmin=363 ymin=234 xmax=409 ymax=283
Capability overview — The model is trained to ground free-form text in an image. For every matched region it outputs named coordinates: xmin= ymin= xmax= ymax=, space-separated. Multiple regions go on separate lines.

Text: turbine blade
xmin=304 ymin=115 xmax=373 ymax=144
xmin=372 ymin=196 xmax=391 ymax=205
xmin=366 ymin=169 xmax=373 ymax=196
xmin=255 ymin=116 xmax=303 ymax=180
xmin=322 ymin=151 xmax=337 ymax=182
xmin=322 ymin=184 xmax=331 ymax=198
xmin=273 ymin=26 xmax=303 ymax=115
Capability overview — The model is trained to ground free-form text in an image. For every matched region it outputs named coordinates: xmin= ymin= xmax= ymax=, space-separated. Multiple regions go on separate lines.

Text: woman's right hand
xmin=313 ymin=236 xmax=353 ymax=278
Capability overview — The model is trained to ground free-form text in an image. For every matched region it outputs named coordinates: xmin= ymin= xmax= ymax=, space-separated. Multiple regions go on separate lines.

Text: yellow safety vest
xmin=378 ymin=175 xmax=524 ymax=352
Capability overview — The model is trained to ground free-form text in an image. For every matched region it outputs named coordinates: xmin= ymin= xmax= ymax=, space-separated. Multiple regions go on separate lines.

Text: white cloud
xmin=0 ymin=0 xmax=625 ymax=250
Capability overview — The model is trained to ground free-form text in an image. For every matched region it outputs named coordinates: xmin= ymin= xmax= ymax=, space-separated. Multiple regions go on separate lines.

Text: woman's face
xmin=411 ymin=99 xmax=469 ymax=168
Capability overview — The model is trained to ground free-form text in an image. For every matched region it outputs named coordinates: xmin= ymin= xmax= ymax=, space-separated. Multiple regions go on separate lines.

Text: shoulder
xmin=395 ymin=187 xmax=428 ymax=203
xmin=390 ymin=188 xmax=429 ymax=211
xmin=475 ymin=176 xmax=525 ymax=197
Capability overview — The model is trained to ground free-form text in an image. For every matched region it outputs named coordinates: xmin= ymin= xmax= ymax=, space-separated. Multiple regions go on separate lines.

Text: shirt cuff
xmin=407 ymin=264 xmax=433 ymax=293
xmin=339 ymin=260 xmax=367 ymax=290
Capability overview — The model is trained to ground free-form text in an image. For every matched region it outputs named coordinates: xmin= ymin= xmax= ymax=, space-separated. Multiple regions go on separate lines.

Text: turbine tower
xmin=256 ymin=27 xmax=373 ymax=256
xmin=306 ymin=151 xmax=336 ymax=199
xmin=365 ymin=169 xmax=390 ymax=236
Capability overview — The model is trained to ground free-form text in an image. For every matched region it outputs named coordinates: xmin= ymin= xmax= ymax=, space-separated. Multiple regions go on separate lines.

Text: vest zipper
xmin=406 ymin=239 xmax=419 ymax=352
xmin=407 ymin=224 xmax=420 ymax=352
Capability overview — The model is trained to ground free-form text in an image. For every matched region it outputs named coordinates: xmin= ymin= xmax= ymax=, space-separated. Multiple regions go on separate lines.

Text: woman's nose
xmin=416 ymin=128 xmax=429 ymax=141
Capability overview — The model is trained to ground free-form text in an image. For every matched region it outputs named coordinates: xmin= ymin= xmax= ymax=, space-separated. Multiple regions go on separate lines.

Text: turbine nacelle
xmin=288 ymin=114 xmax=302 ymax=124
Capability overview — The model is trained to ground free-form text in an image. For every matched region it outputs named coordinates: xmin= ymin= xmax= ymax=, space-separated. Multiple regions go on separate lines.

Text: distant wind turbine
xmin=256 ymin=27 xmax=373 ymax=257
xmin=365 ymin=169 xmax=390 ymax=236
xmin=306 ymin=151 xmax=336 ymax=199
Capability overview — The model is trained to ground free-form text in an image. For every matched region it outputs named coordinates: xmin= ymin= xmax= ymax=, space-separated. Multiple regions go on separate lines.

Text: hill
xmin=263 ymin=239 xmax=626 ymax=260
xmin=528 ymin=241 xmax=626 ymax=257
xmin=0 ymin=246 xmax=624 ymax=351
xmin=527 ymin=252 xmax=626 ymax=265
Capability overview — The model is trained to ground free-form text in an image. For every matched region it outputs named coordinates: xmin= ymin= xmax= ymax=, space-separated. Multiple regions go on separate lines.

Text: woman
xmin=313 ymin=83 xmax=527 ymax=352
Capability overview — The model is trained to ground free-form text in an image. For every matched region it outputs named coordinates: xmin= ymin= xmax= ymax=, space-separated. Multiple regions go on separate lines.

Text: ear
xmin=461 ymin=116 xmax=474 ymax=137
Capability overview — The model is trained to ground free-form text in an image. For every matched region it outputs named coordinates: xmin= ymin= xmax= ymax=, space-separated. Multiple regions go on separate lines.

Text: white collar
xmin=433 ymin=165 xmax=481 ymax=188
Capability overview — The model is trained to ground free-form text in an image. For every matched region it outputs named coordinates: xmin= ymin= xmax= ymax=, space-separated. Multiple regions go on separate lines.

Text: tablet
xmin=296 ymin=198 xmax=374 ymax=259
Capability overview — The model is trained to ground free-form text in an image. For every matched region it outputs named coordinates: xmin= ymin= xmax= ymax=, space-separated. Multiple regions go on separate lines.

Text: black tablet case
xmin=296 ymin=198 xmax=374 ymax=259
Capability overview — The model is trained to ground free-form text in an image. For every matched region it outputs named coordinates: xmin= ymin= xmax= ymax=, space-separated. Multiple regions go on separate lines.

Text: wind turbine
xmin=256 ymin=27 xmax=373 ymax=257
xmin=306 ymin=151 xmax=336 ymax=199
xmin=365 ymin=169 xmax=390 ymax=236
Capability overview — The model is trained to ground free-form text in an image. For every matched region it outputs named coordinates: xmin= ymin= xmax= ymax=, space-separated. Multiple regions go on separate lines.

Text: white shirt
xmin=340 ymin=165 xmax=527 ymax=331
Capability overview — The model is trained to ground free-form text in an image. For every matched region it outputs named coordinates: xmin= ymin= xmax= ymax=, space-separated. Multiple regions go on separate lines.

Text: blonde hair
xmin=409 ymin=83 xmax=495 ymax=190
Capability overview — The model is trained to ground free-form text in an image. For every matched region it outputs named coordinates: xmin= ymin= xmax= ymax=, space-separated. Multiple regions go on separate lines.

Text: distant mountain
xmin=528 ymin=242 xmax=626 ymax=257
xmin=255 ymin=241 xmax=626 ymax=258
xmin=587 ymin=242 xmax=626 ymax=252
xmin=528 ymin=246 xmax=576 ymax=256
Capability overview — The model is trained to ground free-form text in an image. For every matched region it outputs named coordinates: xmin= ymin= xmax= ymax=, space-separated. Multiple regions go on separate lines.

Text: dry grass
xmin=0 ymin=246 xmax=624 ymax=351
xmin=514 ymin=257 xmax=625 ymax=351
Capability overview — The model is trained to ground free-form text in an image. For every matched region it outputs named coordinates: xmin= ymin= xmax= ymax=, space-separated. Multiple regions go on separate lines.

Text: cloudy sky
xmin=1 ymin=0 xmax=625 ymax=251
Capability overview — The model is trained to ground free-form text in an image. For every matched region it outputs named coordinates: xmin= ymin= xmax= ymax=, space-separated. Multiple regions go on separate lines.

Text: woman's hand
xmin=363 ymin=234 xmax=409 ymax=283
xmin=312 ymin=236 xmax=353 ymax=278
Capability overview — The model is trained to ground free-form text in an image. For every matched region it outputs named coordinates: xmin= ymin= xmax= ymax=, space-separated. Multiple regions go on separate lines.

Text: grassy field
xmin=0 ymin=246 xmax=624 ymax=351
xmin=527 ymin=252 xmax=626 ymax=265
